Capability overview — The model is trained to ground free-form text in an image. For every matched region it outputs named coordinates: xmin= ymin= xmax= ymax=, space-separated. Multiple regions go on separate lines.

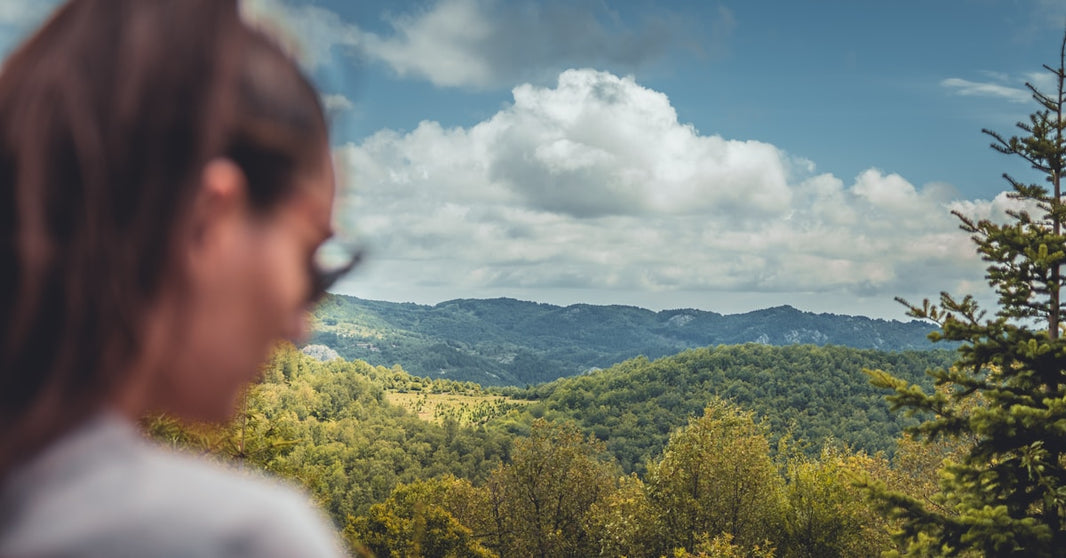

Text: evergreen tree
xmin=866 ymin=31 xmax=1066 ymax=557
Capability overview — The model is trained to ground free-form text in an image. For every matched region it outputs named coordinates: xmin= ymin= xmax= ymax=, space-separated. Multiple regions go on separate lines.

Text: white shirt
xmin=0 ymin=413 xmax=346 ymax=558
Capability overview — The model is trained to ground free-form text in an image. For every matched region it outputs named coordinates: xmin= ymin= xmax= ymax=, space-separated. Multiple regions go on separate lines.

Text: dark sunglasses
xmin=309 ymin=240 xmax=364 ymax=304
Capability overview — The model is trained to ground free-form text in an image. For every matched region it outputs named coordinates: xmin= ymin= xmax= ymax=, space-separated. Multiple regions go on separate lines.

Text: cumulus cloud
xmin=244 ymin=0 xmax=689 ymax=89
xmin=336 ymin=69 xmax=997 ymax=308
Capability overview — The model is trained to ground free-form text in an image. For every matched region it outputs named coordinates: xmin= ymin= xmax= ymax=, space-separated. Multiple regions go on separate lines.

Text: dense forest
xmin=148 ymin=342 xmax=957 ymax=556
xmin=506 ymin=344 xmax=955 ymax=473
xmin=310 ymin=294 xmax=945 ymax=385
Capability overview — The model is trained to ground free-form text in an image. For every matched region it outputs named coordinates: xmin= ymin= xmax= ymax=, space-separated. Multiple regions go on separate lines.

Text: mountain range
xmin=308 ymin=295 xmax=947 ymax=386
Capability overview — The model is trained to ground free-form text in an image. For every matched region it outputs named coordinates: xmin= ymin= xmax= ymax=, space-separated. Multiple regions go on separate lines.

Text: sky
xmin=3 ymin=1 xmax=1066 ymax=320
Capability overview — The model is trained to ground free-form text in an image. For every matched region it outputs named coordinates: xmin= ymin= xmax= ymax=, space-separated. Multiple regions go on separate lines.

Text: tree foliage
xmin=144 ymin=341 xmax=961 ymax=556
xmin=145 ymin=344 xmax=513 ymax=528
xmin=586 ymin=473 xmax=663 ymax=558
xmin=484 ymin=419 xmax=619 ymax=557
xmin=515 ymin=343 xmax=952 ymax=473
xmin=646 ymin=401 xmax=785 ymax=553
xmin=346 ymin=475 xmax=496 ymax=558
xmin=782 ymin=445 xmax=893 ymax=557
xmin=867 ymin=31 xmax=1066 ymax=557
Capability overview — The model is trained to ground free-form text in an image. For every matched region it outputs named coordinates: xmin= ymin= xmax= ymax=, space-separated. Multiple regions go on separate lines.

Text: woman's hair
xmin=0 ymin=0 xmax=327 ymax=472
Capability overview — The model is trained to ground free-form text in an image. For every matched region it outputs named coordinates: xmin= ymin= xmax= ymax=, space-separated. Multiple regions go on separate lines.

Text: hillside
xmin=309 ymin=294 xmax=945 ymax=386
xmin=156 ymin=342 xmax=956 ymax=556
xmin=508 ymin=343 xmax=956 ymax=473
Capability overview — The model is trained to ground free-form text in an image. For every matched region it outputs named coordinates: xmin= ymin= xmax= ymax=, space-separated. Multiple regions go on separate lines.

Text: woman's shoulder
xmin=0 ymin=414 xmax=345 ymax=558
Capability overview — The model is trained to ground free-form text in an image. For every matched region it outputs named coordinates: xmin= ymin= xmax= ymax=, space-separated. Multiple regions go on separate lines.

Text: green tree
xmin=674 ymin=532 xmax=776 ymax=558
xmin=886 ymin=387 xmax=977 ymax=521
xmin=646 ymin=399 xmax=785 ymax=554
xmin=587 ymin=473 xmax=664 ymax=558
xmin=485 ymin=419 xmax=619 ymax=557
xmin=346 ymin=476 xmax=496 ymax=558
xmin=866 ymin=31 xmax=1066 ymax=557
xmin=781 ymin=445 xmax=892 ymax=558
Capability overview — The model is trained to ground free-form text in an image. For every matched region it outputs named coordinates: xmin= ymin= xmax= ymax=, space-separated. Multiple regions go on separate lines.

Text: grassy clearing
xmin=385 ymin=391 xmax=528 ymax=426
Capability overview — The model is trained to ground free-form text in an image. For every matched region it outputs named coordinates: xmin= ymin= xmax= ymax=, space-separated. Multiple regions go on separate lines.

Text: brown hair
xmin=0 ymin=0 xmax=327 ymax=473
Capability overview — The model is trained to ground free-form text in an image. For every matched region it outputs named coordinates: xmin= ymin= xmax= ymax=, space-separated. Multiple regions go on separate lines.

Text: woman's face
xmin=145 ymin=151 xmax=336 ymax=423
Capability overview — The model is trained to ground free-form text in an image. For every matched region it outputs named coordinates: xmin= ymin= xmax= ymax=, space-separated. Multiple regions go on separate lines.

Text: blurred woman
xmin=0 ymin=0 xmax=352 ymax=555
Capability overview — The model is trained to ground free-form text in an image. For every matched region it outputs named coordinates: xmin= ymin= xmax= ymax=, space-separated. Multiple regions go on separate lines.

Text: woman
xmin=0 ymin=0 xmax=353 ymax=555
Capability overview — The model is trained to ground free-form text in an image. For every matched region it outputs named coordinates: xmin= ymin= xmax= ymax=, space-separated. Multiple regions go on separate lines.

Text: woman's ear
xmin=188 ymin=158 xmax=249 ymax=247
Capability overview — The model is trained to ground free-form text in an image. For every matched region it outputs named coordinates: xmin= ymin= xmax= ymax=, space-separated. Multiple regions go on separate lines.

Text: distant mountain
xmin=309 ymin=295 xmax=947 ymax=386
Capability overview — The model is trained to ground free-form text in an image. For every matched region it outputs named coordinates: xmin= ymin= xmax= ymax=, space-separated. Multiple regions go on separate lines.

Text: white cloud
xmin=0 ymin=1 xmax=56 ymax=26
xmin=486 ymin=70 xmax=793 ymax=217
xmin=0 ymin=0 xmax=60 ymax=57
xmin=363 ymin=0 xmax=684 ymax=88
xmin=1025 ymin=71 xmax=1060 ymax=97
xmin=335 ymin=69 xmax=995 ymax=309
xmin=322 ymin=93 xmax=354 ymax=113
xmin=361 ymin=0 xmax=495 ymax=87
xmin=244 ymin=0 xmax=688 ymax=89
xmin=941 ymin=77 xmax=1032 ymax=104
xmin=242 ymin=0 xmax=363 ymax=69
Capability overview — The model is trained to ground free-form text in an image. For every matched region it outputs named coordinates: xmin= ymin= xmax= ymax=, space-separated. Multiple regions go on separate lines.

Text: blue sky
xmin=4 ymin=1 xmax=1066 ymax=319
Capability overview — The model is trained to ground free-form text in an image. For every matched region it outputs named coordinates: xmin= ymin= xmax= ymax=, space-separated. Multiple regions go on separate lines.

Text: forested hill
xmin=509 ymin=343 xmax=956 ymax=473
xmin=310 ymin=294 xmax=945 ymax=386
xmin=154 ymin=342 xmax=957 ymax=556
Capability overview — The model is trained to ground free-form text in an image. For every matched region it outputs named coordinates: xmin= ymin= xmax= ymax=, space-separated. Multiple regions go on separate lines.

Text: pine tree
xmin=866 ymin=31 xmax=1066 ymax=557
